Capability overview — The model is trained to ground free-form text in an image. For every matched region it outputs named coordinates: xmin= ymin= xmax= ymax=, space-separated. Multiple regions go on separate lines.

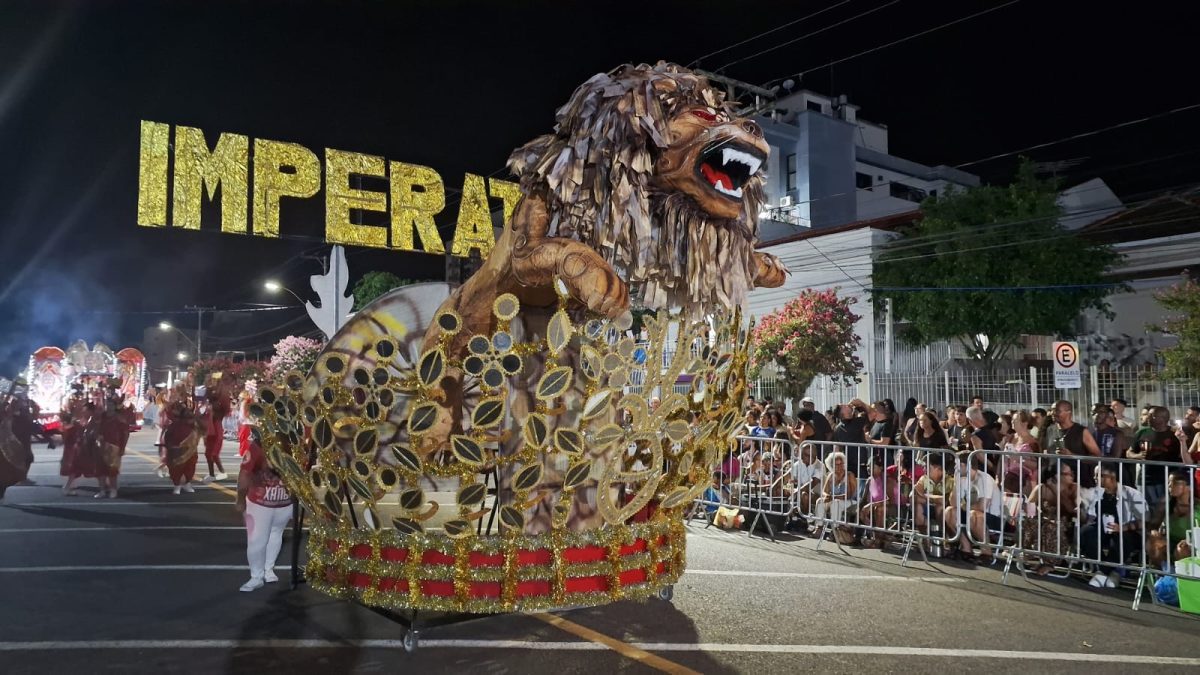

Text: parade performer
xmin=235 ymin=427 xmax=293 ymax=591
xmin=59 ymin=394 xmax=91 ymax=495
xmin=201 ymin=379 xmax=231 ymax=482
xmin=236 ymin=390 xmax=253 ymax=457
xmin=91 ymin=388 xmax=130 ymax=499
xmin=0 ymin=389 xmax=34 ymax=501
xmin=162 ymin=387 xmax=201 ymax=494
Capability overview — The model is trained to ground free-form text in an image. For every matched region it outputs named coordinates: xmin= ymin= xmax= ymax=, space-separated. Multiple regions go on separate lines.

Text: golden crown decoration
xmin=255 ymin=285 xmax=752 ymax=613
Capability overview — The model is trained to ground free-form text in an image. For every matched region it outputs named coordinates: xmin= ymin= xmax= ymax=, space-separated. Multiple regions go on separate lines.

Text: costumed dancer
xmin=236 ymin=390 xmax=253 ymax=457
xmin=154 ymin=391 xmax=171 ymax=478
xmin=59 ymin=393 xmax=90 ymax=495
xmin=201 ymin=379 xmax=231 ymax=482
xmin=0 ymin=387 xmax=34 ymax=501
xmin=235 ymin=427 xmax=293 ymax=591
xmin=91 ymin=385 xmax=130 ymax=499
xmin=162 ymin=386 xmax=200 ymax=494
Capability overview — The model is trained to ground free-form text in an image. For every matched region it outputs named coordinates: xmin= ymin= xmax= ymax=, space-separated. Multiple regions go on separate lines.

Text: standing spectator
xmin=833 ymin=399 xmax=871 ymax=486
xmin=947 ymin=406 xmax=971 ymax=450
xmin=869 ymin=401 xmax=897 ymax=447
xmin=1045 ymin=400 xmax=1101 ymax=489
xmin=1181 ymin=406 xmax=1200 ymax=450
xmin=912 ymin=411 xmax=950 ymax=450
xmin=1091 ymin=406 xmax=1127 ymax=464
xmin=800 ymin=397 xmax=833 ymax=442
xmin=235 ymin=428 xmax=294 ymax=592
xmin=1002 ymin=411 xmax=1041 ymax=494
xmin=1110 ymin=398 xmax=1134 ymax=445
xmin=1080 ymin=465 xmax=1145 ymax=589
xmin=743 ymin=409 xmax=762 ymax=436
xmin=1135 ymin=406 xmax=1186 ymax=506
xmin=883 ymin=399 xmax=902 ymax=432
xmin=966 ymin=406 xmax=999 ymax=451
xmin=971 ymin=395 xmax=986 ymax=412
xmin=1031 ymin=408 xmax=1048 ymax=440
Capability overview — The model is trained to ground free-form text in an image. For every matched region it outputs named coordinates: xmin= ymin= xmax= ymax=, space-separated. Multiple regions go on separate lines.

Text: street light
xmin=176 ymin=351 xmax=189 ymax=361
xmin=264 ymin=280 xmax=305 ymax=305
xmin=159 ymin=322 xmax=199 ymax=360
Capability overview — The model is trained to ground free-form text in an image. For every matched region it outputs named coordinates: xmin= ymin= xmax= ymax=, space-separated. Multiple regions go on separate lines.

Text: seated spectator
xmin=1147 ymin=472 xmax=1198 ymax=570
xmin=859 ymin=458 xmax=890 ymax=547
xmin=696 ymin=472 xmax=728 ymax=521
xmin=784 ymin=442 xmax=825 ymax=529
xmin=913 ymin=453 xmax=955 ymax=543
xmin=815 ymin=451 xmax=858 ymax=544
xmin=1022 ymin=464 xmax=1080 ymax=575
xmin=1080 ymin=465 xmax=1147 ymax=589
xmin=885 ymin=448 xmax=924 ymax=510
xmin=946 ymin=452 xmax=1004 ymax=564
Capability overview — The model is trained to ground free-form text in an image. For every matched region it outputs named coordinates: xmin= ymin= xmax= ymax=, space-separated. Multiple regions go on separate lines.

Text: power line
xmin=796 ymin=0 xmax=1023 ymax=77
xmin=688 ymin=1 xmax=852 ymax=68
xmin=711 ymin=1 xmax=898 ymax=71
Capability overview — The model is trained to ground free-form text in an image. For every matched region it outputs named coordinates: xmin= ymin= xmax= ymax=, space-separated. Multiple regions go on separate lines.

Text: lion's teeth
xmin=714 ymin=183 xmax=743 ymax=198
xmin=721 ymin=147 xmax=762 ymax=175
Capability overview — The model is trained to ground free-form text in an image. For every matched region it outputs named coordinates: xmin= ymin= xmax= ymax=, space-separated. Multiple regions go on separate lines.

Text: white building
xmin=752 ymin=89 xmax=979 ymax=242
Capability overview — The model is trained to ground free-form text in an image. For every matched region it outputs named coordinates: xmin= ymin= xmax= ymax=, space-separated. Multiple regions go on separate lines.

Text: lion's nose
xmin=739 ymin=119 xmax=763 ymax=138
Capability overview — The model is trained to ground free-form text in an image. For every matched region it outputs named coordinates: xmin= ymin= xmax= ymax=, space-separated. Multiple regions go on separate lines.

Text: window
xmin=806 ymin=100 xmax=823 ymax=112
xmin=786 ymin=154 xmax=797 ymax=192
xmin=855 ymin=172 xmax=873 ymax=190
xmin=889 ymin=181 xmax=928 ymax=203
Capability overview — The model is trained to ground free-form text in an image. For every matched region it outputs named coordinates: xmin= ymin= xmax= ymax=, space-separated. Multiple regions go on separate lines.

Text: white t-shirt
xmin=791 ymin=459 xmax=825 ymax=489
xmin=970 ymin=470 xmax=1004 ymax=517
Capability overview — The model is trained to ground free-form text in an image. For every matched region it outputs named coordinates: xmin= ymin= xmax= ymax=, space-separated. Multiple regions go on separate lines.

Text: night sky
xmin=1 ymin=0 xmax=1197 ymax=374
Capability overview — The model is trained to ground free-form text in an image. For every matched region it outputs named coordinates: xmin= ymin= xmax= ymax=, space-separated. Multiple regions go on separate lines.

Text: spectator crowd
xmin=699 ymin=394 xmax=1200 ymax=600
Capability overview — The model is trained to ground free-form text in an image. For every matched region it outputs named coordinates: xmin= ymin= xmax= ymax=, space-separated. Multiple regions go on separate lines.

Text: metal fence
xmin=755 ymin=365 xmax=1199 ymax=417
xmin=693 ymin=437 xmax=1200 ymax=612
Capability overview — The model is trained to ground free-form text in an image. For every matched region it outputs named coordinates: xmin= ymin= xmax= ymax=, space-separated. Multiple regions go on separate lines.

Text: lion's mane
xmin=506 ymin=62 xmax=766 ymax=315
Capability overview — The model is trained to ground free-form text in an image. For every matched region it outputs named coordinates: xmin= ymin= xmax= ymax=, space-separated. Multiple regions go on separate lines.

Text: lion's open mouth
xmin=696 ymin=141 xmax=765 ymax=200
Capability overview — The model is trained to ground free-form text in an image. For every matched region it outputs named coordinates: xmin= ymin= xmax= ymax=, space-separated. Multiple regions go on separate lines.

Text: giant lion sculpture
xmin=417 ymin=62 xmax=787 ymax=453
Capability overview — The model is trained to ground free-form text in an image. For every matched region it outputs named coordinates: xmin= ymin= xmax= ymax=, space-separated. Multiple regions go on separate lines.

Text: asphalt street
xmin=1 ymin=429 xmax=1197 ymax=674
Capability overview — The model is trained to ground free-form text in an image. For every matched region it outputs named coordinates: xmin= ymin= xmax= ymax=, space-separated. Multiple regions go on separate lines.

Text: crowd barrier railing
xmin=961 ymin=448 xmax=1199 ymax=610
xmin=691 ymin=438 xmax=1200 ymax=611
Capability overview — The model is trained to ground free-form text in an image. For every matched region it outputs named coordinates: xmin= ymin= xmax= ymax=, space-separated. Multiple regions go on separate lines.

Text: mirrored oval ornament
xmin=492 ymin=293 xmax=520 ymax=321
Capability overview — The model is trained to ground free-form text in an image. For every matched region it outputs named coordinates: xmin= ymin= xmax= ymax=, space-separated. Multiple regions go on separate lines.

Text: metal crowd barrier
xmin=691 ymin=438 xmax=1200 ymax=611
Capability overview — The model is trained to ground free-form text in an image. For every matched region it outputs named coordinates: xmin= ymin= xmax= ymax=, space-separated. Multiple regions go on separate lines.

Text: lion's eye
xmin=691 ymin=108 xmax=717 ymax=122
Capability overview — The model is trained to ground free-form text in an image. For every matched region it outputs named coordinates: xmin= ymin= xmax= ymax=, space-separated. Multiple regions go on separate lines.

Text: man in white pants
xmin=235 ymin=429 xmax=293 ymax=592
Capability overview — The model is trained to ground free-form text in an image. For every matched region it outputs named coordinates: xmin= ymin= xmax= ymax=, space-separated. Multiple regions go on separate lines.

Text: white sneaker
xmin=65 ymin=489 xmax=77 ymax=497
xmin=173 ymin=486 xmax=182 ymax=495
xmin=182 ymin=483 xmax=195 ymax=493
xmin=213 ymin=472 xmax=229 ymax=481
xmin=1106 ymin=573 xmax=1120 ymax=589
xmin=239 ymin=578 xmax=264 ymax=592
xmin=156 ymin=466 xmax=168 ymax=479
xmin=1088 ymin=573 xmax=1107 ymax=588
xmin=264 ymin=571 xmax=279 ymax=583
xmin=201 ymin=475 xmax=213 ymax=483
xmin=107 ymin=490 xmax=118 ymax=499
xmin=93 ymin=491 xmax=106 ymax=499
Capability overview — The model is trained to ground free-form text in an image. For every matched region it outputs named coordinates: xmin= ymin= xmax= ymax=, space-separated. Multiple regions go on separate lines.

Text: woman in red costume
xmin=237 ymin=390 xmax=253 ymax=457
xmin=162 ymin=387 xmax=200 ymax=494
xmin=201 ymin=381 xmax=231 ymax=482
xmin=59 ymin=394 xmax=92 ymax=496
xmin=91 ymin=390 xmax=130 ymax=499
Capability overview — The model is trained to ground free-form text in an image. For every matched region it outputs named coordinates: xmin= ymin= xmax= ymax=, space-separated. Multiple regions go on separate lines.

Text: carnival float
xmin=26 ymin=341 xmax=146 ymax=433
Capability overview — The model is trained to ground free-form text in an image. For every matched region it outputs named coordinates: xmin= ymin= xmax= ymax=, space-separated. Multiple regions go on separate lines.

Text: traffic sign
xmin=1053 ymin=341 xmax=1081 ymax=389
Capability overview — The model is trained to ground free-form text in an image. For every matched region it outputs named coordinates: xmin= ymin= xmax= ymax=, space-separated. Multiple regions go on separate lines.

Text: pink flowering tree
xmin=749 ymin=288 xmax=864 ymax=399
xmin=267 ymin=335 xmax=323 ymax=382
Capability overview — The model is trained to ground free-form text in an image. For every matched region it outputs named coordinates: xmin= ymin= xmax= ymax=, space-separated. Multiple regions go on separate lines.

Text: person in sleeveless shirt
xmin=1045 ymin=400 xmax=1101 ymax=489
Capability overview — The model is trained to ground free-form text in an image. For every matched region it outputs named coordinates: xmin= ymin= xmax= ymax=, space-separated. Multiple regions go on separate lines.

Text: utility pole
xmin=185 ymin=305 xmax=215 ymax=360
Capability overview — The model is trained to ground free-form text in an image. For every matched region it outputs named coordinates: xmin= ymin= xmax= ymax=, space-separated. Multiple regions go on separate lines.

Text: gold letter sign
xmin=135 ymin=121 xmax=518 ymax=256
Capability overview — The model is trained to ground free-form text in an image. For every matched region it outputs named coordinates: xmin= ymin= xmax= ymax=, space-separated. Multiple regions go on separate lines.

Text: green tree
xmin=1150 ymin=276 xmax=1200 ymax=378
xmin=352 ymin=271 xmax=417 ymax=311
xmin=873 ymin=160 xmax=1124 ymax=364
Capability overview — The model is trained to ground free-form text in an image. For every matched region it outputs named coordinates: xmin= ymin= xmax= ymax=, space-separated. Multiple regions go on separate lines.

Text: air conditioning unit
xmin=778 ymin=195 xmax=793 ymax=207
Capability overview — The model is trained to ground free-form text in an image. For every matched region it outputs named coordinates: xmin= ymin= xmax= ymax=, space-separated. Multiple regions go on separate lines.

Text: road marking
xmin=533 ymin=613 xmax=700 ymax=675
xmin=684 ymin=570 xmax=967 ymax=582
xmin=0 ymin=640 xmax=1196 ymax=665
xmin=127 ymin=449 xmax=238 ymax=497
